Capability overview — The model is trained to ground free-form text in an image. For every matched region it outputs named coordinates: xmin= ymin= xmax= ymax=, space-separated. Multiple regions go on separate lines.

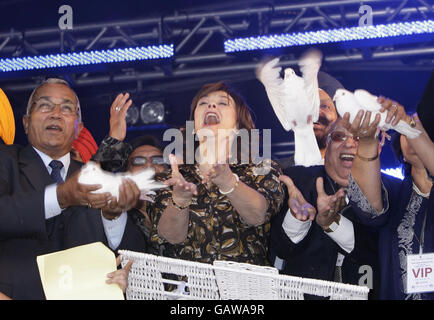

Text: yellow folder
xmin=37 ymin=242 xmax=124 ymax=300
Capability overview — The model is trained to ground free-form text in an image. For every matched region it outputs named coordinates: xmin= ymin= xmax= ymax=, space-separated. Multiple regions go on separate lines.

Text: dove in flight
xmin=78 ymin=161 xmax=167 ymax=202
xmin=333 ymin=88 xmax=421 ymax=139
xmin=256 ymin=49 xmax=323 ymax=166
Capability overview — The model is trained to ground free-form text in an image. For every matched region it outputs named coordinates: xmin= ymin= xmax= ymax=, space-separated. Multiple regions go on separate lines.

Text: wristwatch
xmin=324 ymin=214 xmax=341 ymax=233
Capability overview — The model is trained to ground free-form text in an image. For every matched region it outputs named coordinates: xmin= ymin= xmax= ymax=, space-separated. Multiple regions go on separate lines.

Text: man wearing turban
xmin=0 ymin=88 xmax=15 ymax=145
xmin=71 ymin=126 xmax=98 ymax=163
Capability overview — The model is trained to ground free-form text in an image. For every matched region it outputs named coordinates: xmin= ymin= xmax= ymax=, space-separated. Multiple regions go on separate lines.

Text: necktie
xmin=49 ymin=160 xmax=64 ymax=184
xmin=334 ymin=265 xmax=343 ymax=283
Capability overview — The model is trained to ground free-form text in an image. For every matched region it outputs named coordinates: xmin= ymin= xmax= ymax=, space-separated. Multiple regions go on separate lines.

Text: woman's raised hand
xmin=165 ymin=154 xmax=198 ymax=205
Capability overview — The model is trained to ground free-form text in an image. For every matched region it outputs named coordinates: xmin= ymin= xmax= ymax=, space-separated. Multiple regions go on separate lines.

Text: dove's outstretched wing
xmin=256 ymin=58 xmax=292 ymax=131
xmin=79 ymin=161 xmax=167 ymax=201
xmin=128 ymin=168 xmax=167 ymax=192
xmin=257 ymin=51 xmax=324 ymax=167
xmin=299 ymin=49 xmax=322 ymax=123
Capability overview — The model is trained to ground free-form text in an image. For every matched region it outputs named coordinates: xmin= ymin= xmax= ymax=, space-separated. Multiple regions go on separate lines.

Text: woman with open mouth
xmin=94 ymin=81 xmax=284 ymax=267
xmin=149 ymin=81 xmax=284 ymax=266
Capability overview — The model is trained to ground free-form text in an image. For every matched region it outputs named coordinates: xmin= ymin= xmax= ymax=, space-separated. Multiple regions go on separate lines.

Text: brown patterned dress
xmin=148 ymin=160 xmax=284 ymax=266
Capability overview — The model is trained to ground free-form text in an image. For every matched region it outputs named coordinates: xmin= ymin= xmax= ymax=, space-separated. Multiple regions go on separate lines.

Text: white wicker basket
xmin=118 ymin=250 xmax=369 ymax=300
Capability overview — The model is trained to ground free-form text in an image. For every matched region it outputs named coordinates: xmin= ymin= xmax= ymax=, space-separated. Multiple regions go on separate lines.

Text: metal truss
xmin=0 ymin=0 xmax=433 ymax=92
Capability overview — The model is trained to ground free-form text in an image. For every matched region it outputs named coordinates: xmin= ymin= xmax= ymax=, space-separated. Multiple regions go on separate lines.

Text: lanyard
xmin=413 ymin=208 xmax=427 ymax=255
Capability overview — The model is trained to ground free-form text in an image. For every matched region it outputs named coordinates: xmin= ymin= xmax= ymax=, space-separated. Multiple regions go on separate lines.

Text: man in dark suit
xmin=270 ymin=117 xmax=382 ymax=299
xmin=0 ymin=79 xmax=144 ymax=299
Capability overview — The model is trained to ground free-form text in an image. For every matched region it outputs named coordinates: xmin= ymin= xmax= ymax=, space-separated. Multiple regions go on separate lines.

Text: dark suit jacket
xmin=0 ymin=144 xmax=146 ymax=299
xmin=269 ymin=165 xmax=381 ymax=299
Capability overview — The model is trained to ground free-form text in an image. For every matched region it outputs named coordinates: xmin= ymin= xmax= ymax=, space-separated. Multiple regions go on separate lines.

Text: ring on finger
xmin=409 ymin=117 xmax=416 ymax=128
xmin=87 ymin=203 xmax=92 ymax=208
xmin=115 ymin=106 xmax=121 ymax=111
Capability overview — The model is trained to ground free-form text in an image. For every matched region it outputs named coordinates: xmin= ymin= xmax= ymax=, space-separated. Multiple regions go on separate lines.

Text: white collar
xmin=32 ymin=147 xmax=71 ymax=175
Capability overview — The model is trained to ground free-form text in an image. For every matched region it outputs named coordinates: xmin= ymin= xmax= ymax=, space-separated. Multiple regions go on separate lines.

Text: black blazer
xmin=269 ymin=165 xmax=381 ymax=299
xmin=0 ymin=144 xmax=146 ymax=299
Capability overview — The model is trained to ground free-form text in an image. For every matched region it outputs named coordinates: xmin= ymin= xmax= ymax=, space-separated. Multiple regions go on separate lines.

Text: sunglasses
xmin=129 ymin=156 xmax=166 ymax=166
xmin=328 ymin=131 xmax=360 ymax=143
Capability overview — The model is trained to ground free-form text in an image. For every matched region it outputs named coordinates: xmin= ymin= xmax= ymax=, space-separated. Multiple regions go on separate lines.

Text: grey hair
xmin=26 ymin=78 xmax=82 ymax=122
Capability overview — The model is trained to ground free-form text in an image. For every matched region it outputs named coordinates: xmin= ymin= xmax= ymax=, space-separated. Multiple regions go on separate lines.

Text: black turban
xmin=317 ymin=71 xmax=344 ymax=100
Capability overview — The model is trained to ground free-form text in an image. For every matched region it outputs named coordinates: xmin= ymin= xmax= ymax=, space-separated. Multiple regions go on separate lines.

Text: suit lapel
xmin=67 ymin=159 xmax=82 ymax=179
xmin=18 ymin=145 xmax=53 ymax=191
xmin=20 ymin=145 xmax=81 ymax=189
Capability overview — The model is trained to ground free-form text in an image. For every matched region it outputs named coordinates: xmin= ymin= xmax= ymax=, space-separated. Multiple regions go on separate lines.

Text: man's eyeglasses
xmin=129 ymin=156 xmax=166 ymax=166
xmin=328 ymin=131 xmax=360 ymax=143
xmin=32 ymin=100 xmax=78 ymax=117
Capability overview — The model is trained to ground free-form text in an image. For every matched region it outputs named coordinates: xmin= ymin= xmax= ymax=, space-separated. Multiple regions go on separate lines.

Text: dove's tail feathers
xmin=304 ymin=79 xmax=321 ymax=122
xmin=293 ymin=125 xmax=323 ymax=167
xmin=299 ymin=49 xmax=322 ymax=122
xmin=394 ymin=121 xmax=422 ymax=139
xmin=130 ymin=168 xmax=155 ymax=181
xmin=128 ymin=168 xmax=168 ymax=191
xmin=136 ymin=181 xmax=167 ymax=193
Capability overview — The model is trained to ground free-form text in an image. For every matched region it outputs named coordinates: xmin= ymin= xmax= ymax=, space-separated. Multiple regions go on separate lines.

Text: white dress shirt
xmin=282 ymin=195 xmax=355 ymax=254
xmin=33 ymin=147 xmax=70 ymax=219
xmin=101 ymin=211 xmax=128 ymax=250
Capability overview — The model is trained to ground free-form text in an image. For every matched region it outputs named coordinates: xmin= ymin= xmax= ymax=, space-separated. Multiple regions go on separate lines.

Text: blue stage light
xmin=0 ymin=44 xmax=174 ymax=72
xmin=381 ymin=167 xmax=404 ymax=180
xmin=224 ymin=20 xmax=434 ymax=52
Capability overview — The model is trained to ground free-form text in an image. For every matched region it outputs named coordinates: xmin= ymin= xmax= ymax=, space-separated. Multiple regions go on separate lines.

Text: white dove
xmin=333 ymin=88 xmax=421 ymax=139
xmin=256 ymin=49 xmax=323 ymax=166
xmin=78 ymin=161 xmax=167 ymax=202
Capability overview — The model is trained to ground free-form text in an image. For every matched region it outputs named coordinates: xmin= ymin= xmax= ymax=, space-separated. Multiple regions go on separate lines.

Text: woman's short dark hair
xmin=189 ymin=81 xmax=255 ymax=131
xmin=182 ymin=81 xmax=257 ymax=164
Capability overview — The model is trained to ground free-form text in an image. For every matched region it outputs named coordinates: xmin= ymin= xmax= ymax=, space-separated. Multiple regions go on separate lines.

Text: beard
xmin=314 ymin=115 xmax=331 ymax=149
xmin=316 ymin=134 xmax=328 ymax=150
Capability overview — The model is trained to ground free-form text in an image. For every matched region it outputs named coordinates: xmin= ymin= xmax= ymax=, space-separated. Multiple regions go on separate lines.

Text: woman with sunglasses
xmin=344 ymin=105 xmax=433 ymax=300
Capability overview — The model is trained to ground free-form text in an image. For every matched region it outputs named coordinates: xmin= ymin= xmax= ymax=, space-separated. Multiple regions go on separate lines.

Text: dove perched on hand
xmin=256 ymin=49 xmax=323 ymax=166
xmin=333 ymin=88 xmax=421 ymax=139
xmin=78 ymin=161 xmax=167 ymax=202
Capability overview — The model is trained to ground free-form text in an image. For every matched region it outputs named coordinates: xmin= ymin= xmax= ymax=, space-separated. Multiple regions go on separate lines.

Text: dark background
xmin=0 ymin=0 xmax=432 ymax=171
